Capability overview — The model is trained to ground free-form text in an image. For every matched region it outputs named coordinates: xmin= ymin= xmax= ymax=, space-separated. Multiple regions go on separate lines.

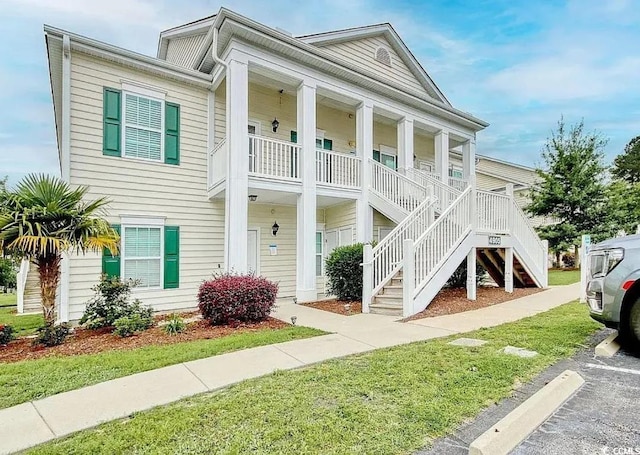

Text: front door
xmin=247 ymin=229 xmax=259 ymax=275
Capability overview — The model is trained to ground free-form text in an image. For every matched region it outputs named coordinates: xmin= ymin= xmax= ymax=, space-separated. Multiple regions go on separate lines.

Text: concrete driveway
xmin=418 ymin=329 xmax=640 ymax=455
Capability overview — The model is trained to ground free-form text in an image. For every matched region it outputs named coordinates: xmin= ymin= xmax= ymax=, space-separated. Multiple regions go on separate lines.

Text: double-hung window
xmin=123 ymin=93 xmax=163 ymax=161
xmin=122 ymin=226 xmax=163 ymax=288
xmin=102 ymin=84 xmax=180 ymax=165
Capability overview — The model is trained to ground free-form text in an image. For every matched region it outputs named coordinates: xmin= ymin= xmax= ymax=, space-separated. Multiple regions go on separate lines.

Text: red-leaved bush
xmin=197 ymin=273 xmax=279 ymax=325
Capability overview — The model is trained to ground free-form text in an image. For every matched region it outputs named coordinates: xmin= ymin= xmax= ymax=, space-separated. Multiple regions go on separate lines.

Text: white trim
xmin=379 ymin=144 xmax=397 ymax=155
xmin=120 ymin=224 xmax=164 ymax=290
xmin=58 ymin=34 xmax=71 ymax=323
xmin=120 ymin=215 xmax=166 ymax=226
xmin=248 ymin=119 xmax=261 ymax=135
xmin=121 ymin=90 xmax=165 ymax=163
xmin=121 ymin=80 xmax=167 ymax=100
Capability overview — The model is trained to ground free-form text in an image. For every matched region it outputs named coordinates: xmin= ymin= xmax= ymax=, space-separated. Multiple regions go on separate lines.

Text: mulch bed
xmin=0 ymin=317 xmax=288 ymax=364
xmin=302 ymin=299 xmax=362 ymax=316
xmin=404 ymin=286 xmax=545 ymax=321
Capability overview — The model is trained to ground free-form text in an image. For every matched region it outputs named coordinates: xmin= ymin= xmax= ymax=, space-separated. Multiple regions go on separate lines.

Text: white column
xmin=467 ymin=248 xmax=477 ymax=300
xmin=362 ymin=244 xmax=373 ymax=313
xmin=462 ymin=138 xmax=476 ymax=181
xmin=224 ymin=59 xmax=249 ymax=273
xmin=402 ymin=239 xmax=415 ymax=317
xmin=207 ymin=91 xmax=216 ymax=188
xmin=505 ymin=183 xmax=514 ymax=235
xmin=505 ymin=247 xmax=514 ymax=293
xmin=296 ymin=81 xmax=317 ymax=302
xmin=434 ymin=130 xmax=449 ymax=183
xmin=356 ymin=100 xmax=374 ymax=243
xmin=397 ymin=116 xmax=414 ymax=171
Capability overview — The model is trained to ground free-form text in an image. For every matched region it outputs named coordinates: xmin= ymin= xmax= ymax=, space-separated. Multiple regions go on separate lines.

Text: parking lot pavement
xmin=416 ymin=330 xmax=640 ymax=455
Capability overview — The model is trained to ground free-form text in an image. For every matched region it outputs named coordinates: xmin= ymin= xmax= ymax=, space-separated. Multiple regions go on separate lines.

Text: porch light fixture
xmin=272 ymin=221 xmax=279 ymax=236
xmin=248 ymin=194 xmax=258 ymax=202
xmin=271 ymin=117 xmax=279 ymax=132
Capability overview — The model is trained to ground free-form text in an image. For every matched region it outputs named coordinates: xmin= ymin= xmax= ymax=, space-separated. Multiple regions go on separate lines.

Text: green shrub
xmin=113 ymin=310 xmax=153 ymax=338
xmin=325 ymin=243 xmax=365 ymax=301
xmin=0 ymin=324 xmax=14 ymax=345
xmin=163 ymin=314 xmax=186 ymax=336
xmin=34 ymin=323 xmax=70 ymax=347
xmin=80 ymin=275 xmax=152 ymax=329
xmin=446 ymin=259 xmax=487 ymax=288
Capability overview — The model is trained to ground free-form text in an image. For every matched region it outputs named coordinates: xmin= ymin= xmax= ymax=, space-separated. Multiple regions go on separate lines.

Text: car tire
xmin=620 ymin=297 xmax=640 ymax=349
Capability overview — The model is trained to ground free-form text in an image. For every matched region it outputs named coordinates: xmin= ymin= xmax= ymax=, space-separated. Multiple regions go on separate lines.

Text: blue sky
xmin=1 ymin=0 xmax=639 ymax=185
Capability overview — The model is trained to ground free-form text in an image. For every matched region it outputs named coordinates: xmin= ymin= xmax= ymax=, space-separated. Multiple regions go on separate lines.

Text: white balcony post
xmin=505 ymin=183 xmax=514 ymax=235
xmin=397 ymin=116 xmax=414 ymax=172
xmin=542 ymin=239 xmax=549 ymax=287
xmin=402 ymin=239 xmax=415 ymax=317
xmin=469 ymin=174 xmax=477 ymax=231
xmin=362 ymin=244 xmax=373 ymax=313
xmin=467 ymin=247 xmax=477 ymax=300
xmin=224 ymin=58 xmax=249 ymax=273
xmin=462 ymin=138 xmax=476 ymax=181
xmin=505 ymin=247 xmax=514 ymax=293
xmin=434 ymin=129 xmax=449 ymax=184
xmin=356 ymin=100 xmax=374 ymax=243
xmin=296 ymin=80 xmax=318 ymax=302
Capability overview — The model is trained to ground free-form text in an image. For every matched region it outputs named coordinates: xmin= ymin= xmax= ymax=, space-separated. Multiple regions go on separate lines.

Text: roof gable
xmin=299 ymin=24 xmax=450 ymax=106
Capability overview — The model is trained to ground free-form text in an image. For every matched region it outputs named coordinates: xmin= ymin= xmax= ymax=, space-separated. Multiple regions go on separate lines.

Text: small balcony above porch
xmin=208 ymin=134 xmax=362 ymax=199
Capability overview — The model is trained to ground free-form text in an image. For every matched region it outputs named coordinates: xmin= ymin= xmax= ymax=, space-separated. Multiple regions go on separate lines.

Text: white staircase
xmin=17 ymin=260 xmax=42 ymax=315
xmin=363 ymin=163 xmax=548 ymax=317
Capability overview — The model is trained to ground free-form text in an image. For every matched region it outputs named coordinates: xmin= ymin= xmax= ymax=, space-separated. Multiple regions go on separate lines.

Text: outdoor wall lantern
xmin=271 ymin=117 xmax=280 ymax=132
xmin=248 ymin=194 xmax=258 ymax=202
xmin=272 ymin=221 xmax=280 ymax=236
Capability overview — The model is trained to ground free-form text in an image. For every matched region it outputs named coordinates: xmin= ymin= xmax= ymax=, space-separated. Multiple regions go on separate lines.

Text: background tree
xmin=527 ymin=118 xmax=608 ymax=263
xmin=0 ymin=257 xmax=16 ymax=292
xmin=0 ymin=174 xmax=119 ymax=326
xmin=612 ymin=136 xmax=640 ymax=183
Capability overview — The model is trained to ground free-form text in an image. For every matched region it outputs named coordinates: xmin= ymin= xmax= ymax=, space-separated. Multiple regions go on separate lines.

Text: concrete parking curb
xmin=468 ymin=369 xmax=584 ymax=455
xmin=594 ymin=332 xmax=621 ymax=357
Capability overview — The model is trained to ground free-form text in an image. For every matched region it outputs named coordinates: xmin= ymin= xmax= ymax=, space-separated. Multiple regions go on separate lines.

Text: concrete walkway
xmin=0 ymin=284 xmax=579 ymax=454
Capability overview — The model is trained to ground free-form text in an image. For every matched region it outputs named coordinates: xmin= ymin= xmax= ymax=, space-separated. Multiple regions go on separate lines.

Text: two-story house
xmin=37 ymin=8 xmax=548 ymax=321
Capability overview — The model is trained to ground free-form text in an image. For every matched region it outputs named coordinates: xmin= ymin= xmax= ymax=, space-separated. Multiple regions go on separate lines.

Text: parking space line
xmin=585 ymin=363 xmax=640 ymax=376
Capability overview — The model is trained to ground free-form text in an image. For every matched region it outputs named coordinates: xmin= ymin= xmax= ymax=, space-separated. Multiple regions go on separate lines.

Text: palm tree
xmin=0 ymin=174 xmax=118 ymax=326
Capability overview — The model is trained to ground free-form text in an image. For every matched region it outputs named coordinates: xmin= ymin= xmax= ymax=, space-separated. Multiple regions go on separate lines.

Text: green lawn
xmin=0 ymin=293 xmax=17 ymax=307
xmin=0 ymin=306 xmax=43 ymax=337
xmin=29 ymin=302 xmax=601 ymax=455
xmin=548 ymin=268 xmax=581 ymax=286
xmin=0 ymin=325 xmax=324 ymax=409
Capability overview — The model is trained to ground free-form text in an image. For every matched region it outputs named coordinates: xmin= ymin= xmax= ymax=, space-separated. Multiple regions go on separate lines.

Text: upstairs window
xmin=124 ymin=93 xmax=163 ymax=161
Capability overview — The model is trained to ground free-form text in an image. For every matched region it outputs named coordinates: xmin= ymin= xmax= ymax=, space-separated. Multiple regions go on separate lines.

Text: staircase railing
xmin=208 ymin=139 xmax=227 ymax=190
xmin=369 ymin=194 xmax=437 ymax=297
xmin=369 ymin=159 xmax=428 ymax=213
xmin=16 ymin=259 xmax=29 ymax=314
xmin=402 ymin=167 xmax=460 ymax=212
xmin=510 ymin=199 xmax=547 ymax=284
xmin=477 ymin=190 xmax=510 ymax=234
xmin=412 ymin=187 xmax=473 ymax=295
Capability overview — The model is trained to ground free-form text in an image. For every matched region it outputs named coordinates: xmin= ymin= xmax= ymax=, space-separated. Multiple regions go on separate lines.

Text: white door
xmin=247 ymin=229 xmax=259 ymax=275
xmin=326 ymin=230 xmax=338 ymax=255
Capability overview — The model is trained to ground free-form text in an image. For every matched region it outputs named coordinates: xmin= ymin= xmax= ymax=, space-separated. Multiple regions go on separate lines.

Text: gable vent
xmin=375 ymin=47 xmax=392 ymax=67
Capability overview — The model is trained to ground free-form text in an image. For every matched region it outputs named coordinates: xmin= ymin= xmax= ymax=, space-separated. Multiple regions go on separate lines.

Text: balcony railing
xmin=249 ymin=135 xmax=301 ymax=181
xmin=208 ymin=139 xmax=227 ymax=189
xmin=316 ymin=149 xmax=361 ymax=188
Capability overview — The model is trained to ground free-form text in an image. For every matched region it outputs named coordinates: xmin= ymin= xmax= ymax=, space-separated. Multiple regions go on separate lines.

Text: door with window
xmin=248 ymin=121 xmax=260 ymax=173
xmin=373 ymin=145 xmax=397 ymax=170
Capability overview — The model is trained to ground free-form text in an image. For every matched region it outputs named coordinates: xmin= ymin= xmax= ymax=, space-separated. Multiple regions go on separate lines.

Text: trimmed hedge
xmin=197 ymin=273 xmax=278 ymax=325
xmin=325 ymin=243 xmax=364 ymax=301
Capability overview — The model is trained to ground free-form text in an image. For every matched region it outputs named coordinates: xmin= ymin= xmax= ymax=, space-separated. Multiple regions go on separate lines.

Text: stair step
xmin=373 ymin=296 xmax=403 ymax=306
xmin=381 ymin=285 xmax=403 ymax=297
xmin=390 ymin=278 xmax=403 ymax=286
xmin=369 ymin=305 xmax=402 ymax=316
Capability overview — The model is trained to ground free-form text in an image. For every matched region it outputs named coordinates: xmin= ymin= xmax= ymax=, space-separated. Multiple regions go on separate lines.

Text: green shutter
xmin=373 ymin=150 xmax=380 ymax=162
xmin=290 ymin=130 xmax=297 ymax=143
xmin=103 ymin=88 xmax=121 ymax=157
xmin=165 ymin=102 xmax=180 ymax=165
xmin=164 ymin=226 xmax=180 ymax=289
xmin=323 ymin=139 xmax=333 ymax=151
xmin=102 ymin=224 xmax=121 ymax=278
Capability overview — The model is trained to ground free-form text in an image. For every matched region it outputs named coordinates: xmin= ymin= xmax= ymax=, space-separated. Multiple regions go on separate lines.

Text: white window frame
xmin=120 ymin=216 xmax=165 ymax=290
xmin=121 ymin=89 xmax=166 ymax=163
xmin=378 ymin=144 xmax=397 ymax=169
xmin=315 ymin=230 xmax=324 ymax=277
xmin=248 ymin=119 xmax=261 ymax=136
xmin=449 ymin=165 xmax=464 ymax=179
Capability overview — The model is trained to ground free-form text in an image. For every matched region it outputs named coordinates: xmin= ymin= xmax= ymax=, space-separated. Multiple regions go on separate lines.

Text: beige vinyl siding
xmin=325 ymin=202 xmax=356 ymax=244
xmin=319 ymin=36 xmax=437 ymax=100
xmin=373 ymin=120 xmax=397 ymax=152
xmin=164 ymin=33 xmax=207 ymax=68
xmin=477 ymin=159 xmax=537 ymax=187
xmin=248 ymin=204 xmax=297 ymax=297
xmin=476 ymin=172 xmax=510 ymax=191
xmin=414 ymin=133 xmax=435 ymax=163
xmin=67 ymin=51 xmax=218 ymax=321
xmin=373 ymin=210 xmax=395 ymax=242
